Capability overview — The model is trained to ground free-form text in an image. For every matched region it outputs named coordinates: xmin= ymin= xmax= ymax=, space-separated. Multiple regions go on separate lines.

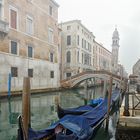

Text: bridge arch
xmin=71 ymin=73 xmax=109 ymax=88
xmin=61 ymin=70 xmax=122 ymax=88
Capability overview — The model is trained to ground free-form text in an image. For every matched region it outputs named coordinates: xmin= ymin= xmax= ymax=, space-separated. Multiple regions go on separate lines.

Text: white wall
xmin=0 ymin=53 xmax=60 ymax=92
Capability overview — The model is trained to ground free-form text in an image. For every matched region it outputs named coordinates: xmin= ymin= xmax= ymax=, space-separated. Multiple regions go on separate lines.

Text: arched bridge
xmin=61 ymin=70 xmax=127 ymax=88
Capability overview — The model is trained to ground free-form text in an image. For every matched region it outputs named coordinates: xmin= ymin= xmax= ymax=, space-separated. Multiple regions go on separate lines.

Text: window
xmin=67 ymin=26 xmax=71 ymax=30
xmin=11 ymin=67 xmax=18 ymax=77
xmin=77 ymin=51 xmax=79 ymax=63
xmin=77 ymin=35 xmax=79 ymax=45
xmin=10 ymin=7 xmax=17 ymax=29
xmin=66 ymin=73 xmax=71 ymax=78
xmin=48 ymin=28 xmax=54 ymax=44
xmin=28 ymin=46 xmax=33 ymax=57
xmin=77 ymin=26 xmax=79 ymax=30
xmin=88 ymin=43 xmax=89 ymax=50
xmin=66 ymin=51 xmax=71 ymax=63
xmin=49 ymin=6 xmax=53 ymax=16
xmin=67 ymin=35 xmax=71 ymax=45
xmin=28 ymin=69 xmax=33 ymax=77
xmin=11 ymin=41 xmax=17 ymax=55
xmin=82 ymin=53 xmax=84 ymax=64
xmin=50 ymin=71 xmax=54 ymax=78
xmin=50 ymin=52 xmax=54 ymax=62
xmin=26 ymin=16 xmax=33 ymax=35
xmin=84 ymin=40 xmax=86 ymax=48
xmin=82 ymin=39 xmax=84 ymax=48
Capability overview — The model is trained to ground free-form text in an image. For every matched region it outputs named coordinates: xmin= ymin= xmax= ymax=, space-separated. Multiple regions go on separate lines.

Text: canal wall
xmin=0 ymin=87 xmax=63 ymax=99
xmin=0 ymin=78 xmax=104 ymax=98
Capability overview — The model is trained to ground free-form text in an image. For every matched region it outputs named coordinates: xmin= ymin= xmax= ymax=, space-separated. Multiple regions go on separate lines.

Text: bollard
xmin=132 ymin=93 xmax=134 ymax=116
xmin=123 ymin=82 xmax=130 ymax=116
xmin=106 ymin=76 xmax=113 ymax=130
xmin=123 ymin=92 xmax=130 ymax=116
xmin=22 ymin=77 xmax=31 ymax=139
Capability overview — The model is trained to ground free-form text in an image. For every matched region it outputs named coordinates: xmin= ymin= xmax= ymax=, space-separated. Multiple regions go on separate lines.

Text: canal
xmin=0 ymin=86 xmax=118 ymax=140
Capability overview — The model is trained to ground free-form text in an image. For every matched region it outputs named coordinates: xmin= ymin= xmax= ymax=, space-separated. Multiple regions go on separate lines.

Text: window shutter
xmin=10 ymin=9 xmax=17 ymax=29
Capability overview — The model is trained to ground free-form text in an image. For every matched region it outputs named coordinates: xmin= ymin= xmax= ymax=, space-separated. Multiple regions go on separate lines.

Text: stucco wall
xmin=0 ymin=53 xmax=60 ymax=92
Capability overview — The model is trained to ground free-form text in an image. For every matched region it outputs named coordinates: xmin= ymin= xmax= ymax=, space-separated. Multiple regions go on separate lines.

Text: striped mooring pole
xmin=8 ymin=73 xmax=12 ymax=97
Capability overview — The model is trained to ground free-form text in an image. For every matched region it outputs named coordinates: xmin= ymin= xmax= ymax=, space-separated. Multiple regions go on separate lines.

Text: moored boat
xmin=17 ymin=89 xmax=120 ymax=140
xmin=57 ymin=97 xmax=103 ymax=119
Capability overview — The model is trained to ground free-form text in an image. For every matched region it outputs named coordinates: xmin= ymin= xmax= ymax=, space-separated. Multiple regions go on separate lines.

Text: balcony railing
xmin=0 ymin=18 xmax=9 ymax=35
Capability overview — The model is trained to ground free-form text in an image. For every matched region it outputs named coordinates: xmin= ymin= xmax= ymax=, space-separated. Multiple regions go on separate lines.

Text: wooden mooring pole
xmin=106 ymin=76 xmax=113 ymax=130
xmin=22 ymin=77 xmax=31 ymax=139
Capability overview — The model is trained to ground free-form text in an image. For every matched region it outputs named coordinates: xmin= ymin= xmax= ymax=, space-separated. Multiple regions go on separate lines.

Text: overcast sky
xmin=56 ymin=0 xmax=140 ymax=74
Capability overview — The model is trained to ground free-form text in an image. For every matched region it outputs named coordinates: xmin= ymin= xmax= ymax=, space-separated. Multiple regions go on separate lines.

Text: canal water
xmin=0 ymin=87 xmax=119 ymax=140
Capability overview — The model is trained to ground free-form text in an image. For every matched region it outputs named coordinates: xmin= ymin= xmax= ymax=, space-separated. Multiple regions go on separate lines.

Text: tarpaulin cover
xmin=27 ymin=89 xmax=120 ymax=140
xmin=58 ymin=97 xmax=103 ymax=118
xmin=29 ymin=115 xmax=93 ymax=140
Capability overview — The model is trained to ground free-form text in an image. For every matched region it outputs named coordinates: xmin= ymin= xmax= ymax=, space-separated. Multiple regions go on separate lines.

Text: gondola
xmin=18 ymin=89 xmax=120 ymax=140
xmin=57 ymin=97 xmax=103 ymax=118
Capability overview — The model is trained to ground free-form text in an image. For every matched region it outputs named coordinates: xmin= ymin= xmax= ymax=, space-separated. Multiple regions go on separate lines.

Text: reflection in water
xmin=8 ymin=98 xmax=19 ymax=125
xmin=108 ymin=111 xmax=119 ymax=140
xmin=0 ymin=97 xmax=21 ymax=140
xmin=31 ymin=93 xmax=60 ymax=130
xmin=0 ymin=87 xmax=118 ymax=140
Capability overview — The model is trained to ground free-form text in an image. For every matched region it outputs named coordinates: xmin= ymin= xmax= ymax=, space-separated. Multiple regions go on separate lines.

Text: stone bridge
xmin=61 ymin=70 xmax=127 ymax=88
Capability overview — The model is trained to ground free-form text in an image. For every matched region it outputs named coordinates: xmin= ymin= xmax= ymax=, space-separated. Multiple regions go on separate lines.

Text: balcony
xmin=0 ymin=18 xmax=9 ymax=37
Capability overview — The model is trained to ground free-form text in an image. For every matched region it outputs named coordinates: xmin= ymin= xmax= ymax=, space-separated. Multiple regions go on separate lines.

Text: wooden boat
xmin=57 ymin=97 xmax=103 ymax=118
xmin=17 ymin=89 xmax=120 ymax=140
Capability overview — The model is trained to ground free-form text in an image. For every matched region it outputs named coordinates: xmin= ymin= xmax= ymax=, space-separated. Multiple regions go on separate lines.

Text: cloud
xmin=119 ymin=25 xmax=140 ymax=73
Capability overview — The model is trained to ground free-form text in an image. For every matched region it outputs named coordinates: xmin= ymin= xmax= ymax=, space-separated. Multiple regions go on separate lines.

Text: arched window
xmin=66 ymin=51 xmax=71 ymax=63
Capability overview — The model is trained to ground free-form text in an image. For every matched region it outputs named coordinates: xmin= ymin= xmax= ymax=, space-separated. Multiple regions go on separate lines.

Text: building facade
xmin=118 ymin=64 xmax=128 ymax=78
xmin=94 ymin=41 xmax=111 ymax=71
xmin=0 ymin=0 xmax=60 ymax=92
xmin=111 ymin=28 xmax=120 ymax=73
xmin=60 ymin=20 xmax=95 ymax=79
xmin=133 ymin=59 xmax=140 ymax=82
